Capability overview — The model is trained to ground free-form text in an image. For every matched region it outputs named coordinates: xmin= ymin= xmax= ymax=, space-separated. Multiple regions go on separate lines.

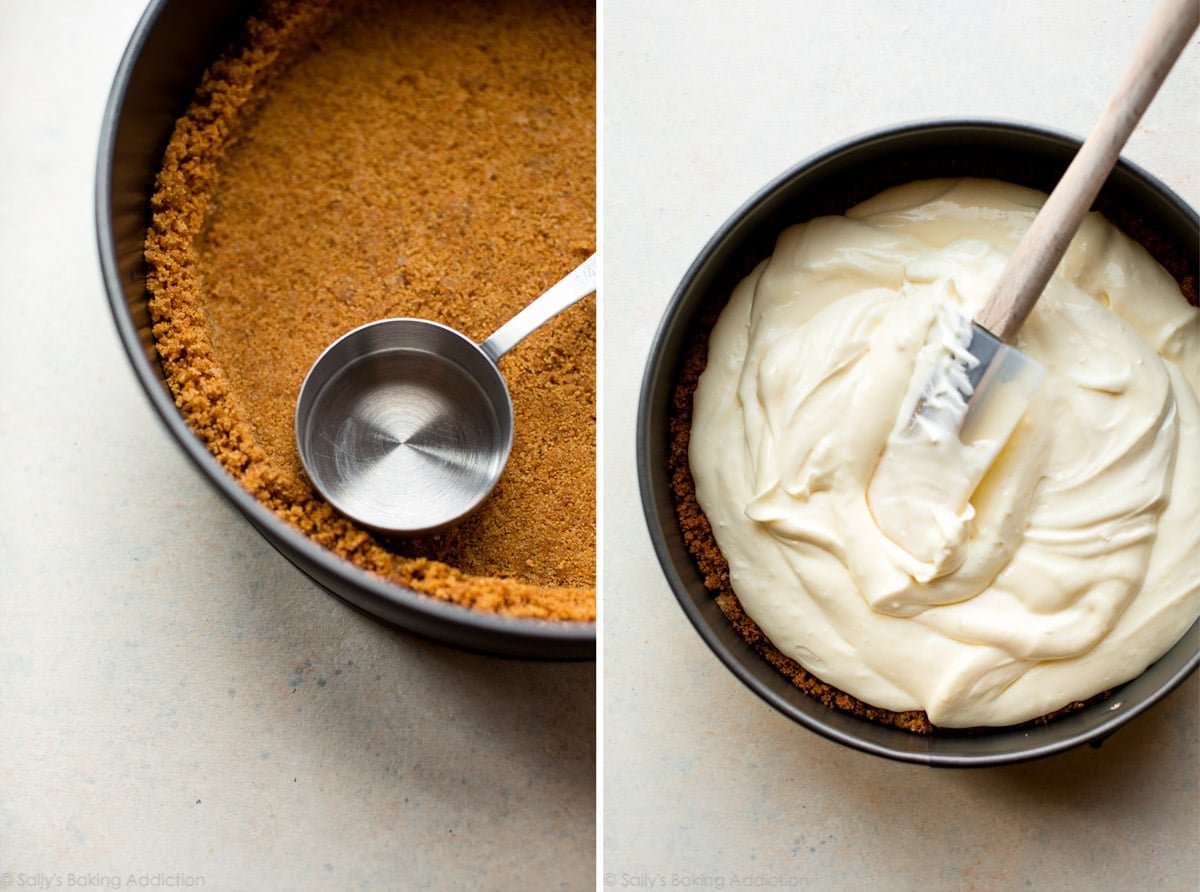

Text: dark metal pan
xmin=97 ymin=0 xmax=595 ymax=659
xmin=637 ymin=120 xmax=1198 ymax=764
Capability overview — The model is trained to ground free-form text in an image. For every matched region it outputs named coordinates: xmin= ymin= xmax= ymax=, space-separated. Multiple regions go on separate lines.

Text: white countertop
xmin=602 ymin=1 xmax=1198 ymax=889
xmin=0 ymin=2 xmax=593 ymax=888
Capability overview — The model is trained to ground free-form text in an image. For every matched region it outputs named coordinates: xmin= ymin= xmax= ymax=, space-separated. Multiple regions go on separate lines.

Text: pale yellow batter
xmin=690 ymin=178 xmax=1199 ymax=727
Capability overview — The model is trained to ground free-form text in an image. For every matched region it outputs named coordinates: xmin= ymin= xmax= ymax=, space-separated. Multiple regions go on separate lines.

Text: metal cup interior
xmin=296 ymin=319 xmax=514 ymax=536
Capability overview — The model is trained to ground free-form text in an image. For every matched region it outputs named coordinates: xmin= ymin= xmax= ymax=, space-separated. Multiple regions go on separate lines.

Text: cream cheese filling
xmin=690 ymin=178 xmax=1200 ymax=728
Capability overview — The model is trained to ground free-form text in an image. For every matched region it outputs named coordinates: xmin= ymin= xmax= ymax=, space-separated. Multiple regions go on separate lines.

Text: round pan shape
xmin=637 ymin=120 xmax=1198 ymax=764
xmin=97 ymin=0 xmax=594 ymax=660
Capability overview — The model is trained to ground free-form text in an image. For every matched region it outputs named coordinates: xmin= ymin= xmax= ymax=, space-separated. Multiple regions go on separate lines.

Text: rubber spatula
xmin=870 ymin=0 xmax=1198 ymax=563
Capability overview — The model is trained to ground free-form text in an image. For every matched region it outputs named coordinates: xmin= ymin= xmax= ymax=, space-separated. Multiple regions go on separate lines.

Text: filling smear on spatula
xmin=868 ymin=288 xmax=1044 ymax=577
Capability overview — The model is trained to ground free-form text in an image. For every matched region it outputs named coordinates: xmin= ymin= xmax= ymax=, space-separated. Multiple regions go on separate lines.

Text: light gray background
xmin=0 ymin=2 xmax=594 ymax=889
xmin=603 ymin=1 xmax=1198 ymax=889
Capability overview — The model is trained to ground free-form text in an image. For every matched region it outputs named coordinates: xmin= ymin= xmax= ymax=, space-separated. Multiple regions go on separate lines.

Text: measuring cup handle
xmin=480 ymin=253 xmax=597 ymax=363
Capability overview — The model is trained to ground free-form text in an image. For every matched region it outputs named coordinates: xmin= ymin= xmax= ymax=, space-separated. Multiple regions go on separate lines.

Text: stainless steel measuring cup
xmin=295 ymin=253 xmax=597 ymax=536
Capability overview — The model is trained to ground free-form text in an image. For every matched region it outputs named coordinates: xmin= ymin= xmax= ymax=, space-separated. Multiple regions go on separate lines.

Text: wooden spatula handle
xmin=975 ymin=0 xmax=1199 ymax=343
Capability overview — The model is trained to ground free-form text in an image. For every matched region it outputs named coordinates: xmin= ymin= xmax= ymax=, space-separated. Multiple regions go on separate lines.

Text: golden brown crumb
xmin=146 ymin=0 xmax=595 ymax=621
